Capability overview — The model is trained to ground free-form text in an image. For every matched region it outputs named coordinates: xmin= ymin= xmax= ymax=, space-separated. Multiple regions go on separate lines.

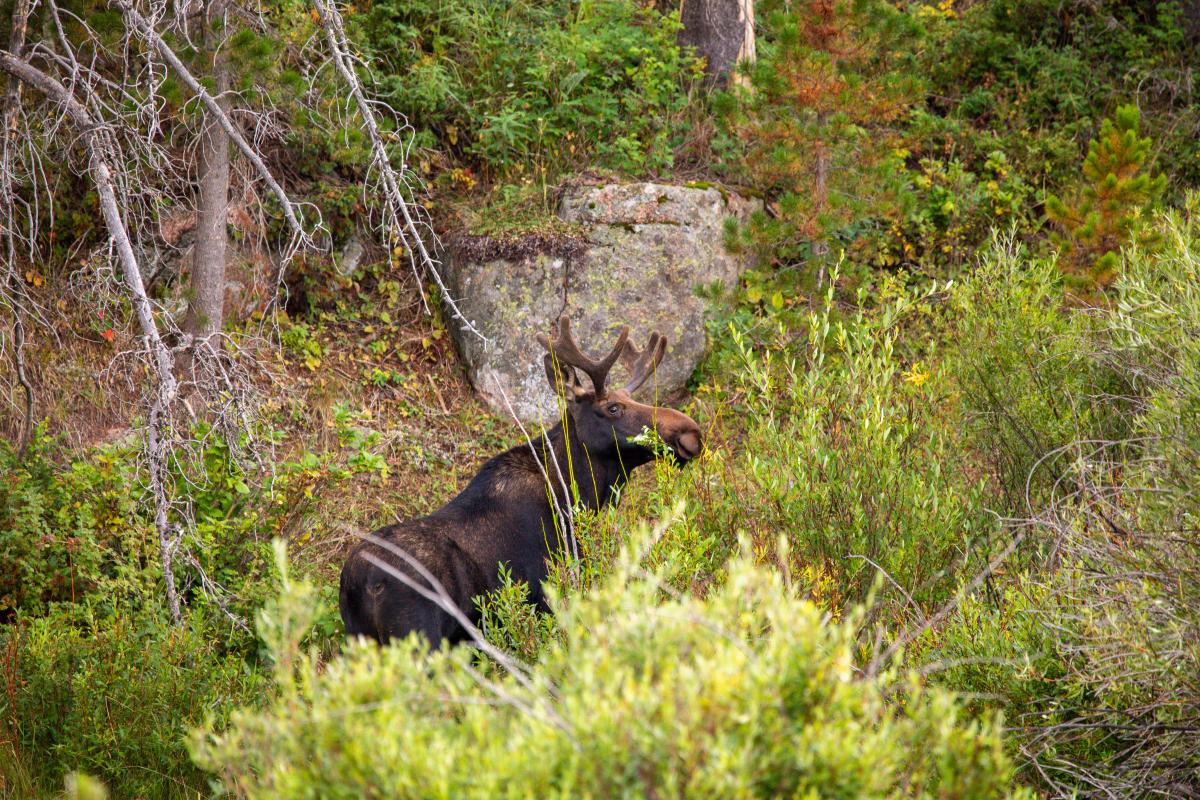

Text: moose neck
xmin=537 ymin=418 xmax=635 ymax=513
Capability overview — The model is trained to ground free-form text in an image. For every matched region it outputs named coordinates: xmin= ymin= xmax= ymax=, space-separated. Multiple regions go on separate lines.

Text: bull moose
xmin=339 ymin=316 xmax=703 ymax=647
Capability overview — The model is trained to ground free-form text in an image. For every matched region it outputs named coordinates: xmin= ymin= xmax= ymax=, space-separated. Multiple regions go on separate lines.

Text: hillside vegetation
xmin=2 ymin=0 xmax=1199 ymax=797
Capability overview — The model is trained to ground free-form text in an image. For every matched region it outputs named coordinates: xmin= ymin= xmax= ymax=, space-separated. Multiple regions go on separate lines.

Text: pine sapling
xmin=1046 ymin=104 xmax=1166 ymax=294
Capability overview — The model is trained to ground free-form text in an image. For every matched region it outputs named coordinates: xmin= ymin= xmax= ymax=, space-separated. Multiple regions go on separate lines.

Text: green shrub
xmin=944 ymin=235 xmax=1134 ymax=512
xmin=0 ymin=432 xmax=156 ymax=620
xmin=928 ymin=210 xmax=1200 ymax=795
xmin=873 ymin=149 xmax=1035 ymax=276
xmin=357 ymin=0 xmax=699 ymax=181
xmin=196 ymin=531 xmax=1030 ymax=798
xmin=1 ymin=606 xmax=264 ymax=799
xmin=583 ymin=272 xmax=996 ymax=618
xmin=477 ymin=565 xmax=557 ymax=663
xmin=917 ymin=0 xmax=1196 ymax=193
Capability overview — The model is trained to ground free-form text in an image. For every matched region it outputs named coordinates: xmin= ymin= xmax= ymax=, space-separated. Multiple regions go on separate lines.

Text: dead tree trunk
xmin=0 ymin=51 xmax=184 ymax=622
xmin=1 ymin=0 xmax=34 ymax=451
xmin=679 ymin=0 xmax=756 ymax=85
xmin=183 ymin=2 xmax=231 ymax=356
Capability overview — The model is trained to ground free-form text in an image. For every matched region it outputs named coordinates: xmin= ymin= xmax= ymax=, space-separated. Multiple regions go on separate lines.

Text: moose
xmin=339 ymin=316 xmax=703 ymax=647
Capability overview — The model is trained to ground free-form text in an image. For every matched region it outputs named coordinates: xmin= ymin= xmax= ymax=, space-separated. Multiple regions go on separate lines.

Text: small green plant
xmin=872 ymin=150 xmax=1034 ymax=275
xmin=477 ymin=565 xmax=557 ymax=662
xmin=331 ymin=402 xmax=391 ymax=478
xmin=1046 ymin=104 xmax=1166 ymax=293
xmin=280 ymin=320 xmax=324 ymax=370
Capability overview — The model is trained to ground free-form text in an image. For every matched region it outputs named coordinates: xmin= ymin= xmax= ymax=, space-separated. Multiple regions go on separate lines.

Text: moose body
xmin=339 ymin=317 xmax=702 ymax=647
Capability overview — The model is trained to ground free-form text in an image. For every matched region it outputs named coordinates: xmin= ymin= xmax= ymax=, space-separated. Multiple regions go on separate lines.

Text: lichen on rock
xmin=444 ymin=182 xmax=759 ymax=423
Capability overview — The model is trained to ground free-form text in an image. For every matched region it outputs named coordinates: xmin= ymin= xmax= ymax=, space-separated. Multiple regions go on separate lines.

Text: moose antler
xmin=538 ymin=316 xmax=628 ymax=397
xmin=620 ymin=331 xmax=667 ymax=393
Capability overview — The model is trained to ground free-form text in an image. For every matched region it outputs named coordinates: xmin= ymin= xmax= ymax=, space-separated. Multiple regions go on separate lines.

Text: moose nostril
xmin=675 ymin=430 xmax=702 ymax=460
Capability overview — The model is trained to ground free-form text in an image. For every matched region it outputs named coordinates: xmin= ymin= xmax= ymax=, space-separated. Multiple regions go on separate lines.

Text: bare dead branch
xmin=308 ymin=0 xmax=489 ymax=345
xmin=1 ymin=0 xmax=35 ymax=452
xmin=111 ymin=0 xmax=317 ymax=262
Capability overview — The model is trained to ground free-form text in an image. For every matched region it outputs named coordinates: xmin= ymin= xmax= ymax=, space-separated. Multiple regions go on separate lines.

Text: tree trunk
xmin=2 ymin=0 xmax=34 ymax=452
xmin=183 ymin=3 xmax=230 ymax=352
xmin=679 ymin=0 xmax=756 ymax=85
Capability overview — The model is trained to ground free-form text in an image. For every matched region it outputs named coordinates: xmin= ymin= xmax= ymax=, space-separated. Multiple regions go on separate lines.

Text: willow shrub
xmin=2 ymin=606 xmax=263 ymax=799
xmin=196 ymin=533 xmax=1029 ymax=799
xmin=565 ymin=271 xmax=995 ymax=621
xmin=927 ymin=208 xmax=1200 ymax=795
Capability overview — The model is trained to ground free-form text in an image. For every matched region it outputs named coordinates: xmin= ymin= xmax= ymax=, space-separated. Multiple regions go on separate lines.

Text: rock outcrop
xmin=444 ymin=182 xmax=758 ymax=422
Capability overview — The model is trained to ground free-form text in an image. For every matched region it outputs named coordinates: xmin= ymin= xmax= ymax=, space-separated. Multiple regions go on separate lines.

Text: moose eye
xmin=606 ymin=403 xmax=622 ymax=417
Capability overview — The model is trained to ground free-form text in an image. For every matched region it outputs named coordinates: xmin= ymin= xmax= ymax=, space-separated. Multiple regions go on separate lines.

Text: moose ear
xmin=543 ymin=354 xmax=586 ymax=401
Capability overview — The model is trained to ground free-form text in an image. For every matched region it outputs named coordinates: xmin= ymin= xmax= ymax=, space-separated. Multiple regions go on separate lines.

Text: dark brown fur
xmin=339 ymin=319 xmax=702 ymax=647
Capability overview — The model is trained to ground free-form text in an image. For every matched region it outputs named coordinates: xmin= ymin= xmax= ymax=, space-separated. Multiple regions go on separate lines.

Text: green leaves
xmin=355 ymin=0 xmax=697 ymax=180
xmin=198 ymin=528 xmax=1027 ymax=799
xmin=1046 ymin=103 xmax=1166 ymax=294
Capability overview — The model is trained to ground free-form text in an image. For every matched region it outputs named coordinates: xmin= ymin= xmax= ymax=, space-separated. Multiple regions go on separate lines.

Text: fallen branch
xmin=309 ymin=0 xmax=488 ymax=345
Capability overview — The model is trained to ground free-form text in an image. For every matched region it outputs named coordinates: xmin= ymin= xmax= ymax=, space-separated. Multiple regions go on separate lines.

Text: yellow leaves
xmin=24 ymin=269 xmax=43 ymax=287
xmin=903 ymin=361 xmax=931 ymax=387
xmin=916 ymin=0 xmax=956 ymax=19
xmin=448 ymin=167 xmax=476 ymax=191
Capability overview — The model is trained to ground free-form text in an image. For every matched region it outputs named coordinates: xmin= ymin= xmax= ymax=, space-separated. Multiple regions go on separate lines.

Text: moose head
xmin=539 ymin=316 xmax=703 ymax=466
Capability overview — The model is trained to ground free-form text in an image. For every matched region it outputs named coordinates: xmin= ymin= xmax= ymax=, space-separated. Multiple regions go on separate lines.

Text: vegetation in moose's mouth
xmin=3 ymin=0 xmax=1200 ymax=796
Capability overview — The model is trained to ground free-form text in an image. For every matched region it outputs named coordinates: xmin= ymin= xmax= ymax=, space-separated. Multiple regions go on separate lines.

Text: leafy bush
xmin=917 ymin=0 xmax=1197 ymax=193
xmin=943 ymin=235 xmax=1134 ymax=511
xmin=477 ymin=565 xmax=557 ymax=663
xmin=872 ymin=149 xmax=1035 ymax=276
xmin=0 ymin=433 xmax=156 ymax=620
xmin=0 ymin=431 xmax=339 ymax=796
xmin=196 ymin=531 xmax=1030 ymax=799
xmin=1 ymin=607 xmax=263 ymax=799
xmin=357 ymin=0 xmax=699 ymax=181
xmin=580 ymin=273 xmax=996 ymax=618
xmin=928 ymin=209 xmax=1200 ymax=796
